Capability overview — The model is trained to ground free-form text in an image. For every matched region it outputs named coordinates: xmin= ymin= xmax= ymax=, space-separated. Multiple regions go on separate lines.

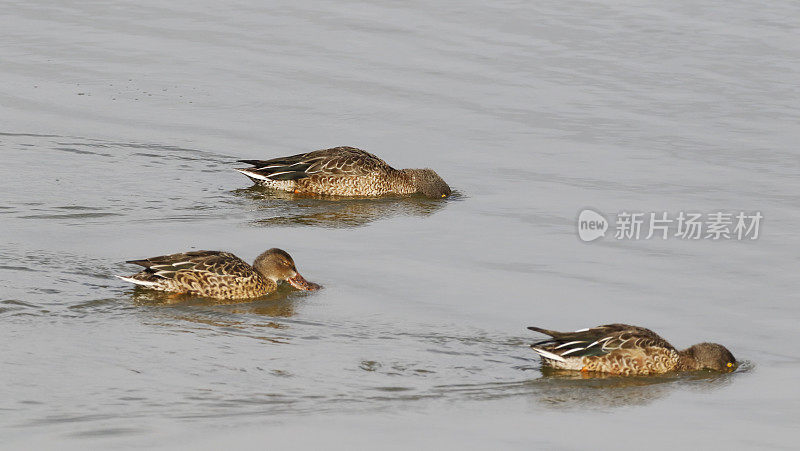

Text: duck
xmin=528 ymin=324 xmax=736 ymax=376
xmin=235 ymin=146 xmax=451 ymax=198
xmin=117 ymin=248 xmax=320 ymax=300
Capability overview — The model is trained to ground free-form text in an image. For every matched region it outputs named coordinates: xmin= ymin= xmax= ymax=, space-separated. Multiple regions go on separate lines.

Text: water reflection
xmin=232 ymin=186 xmax=456 ymax=228
xmin=529 ymin=363 xmax=748 ymax=409
xmin=129 ymin=286 xmax=304 ymax=318
xmin=127 ymin=287 xmax=309 ymax=344
xmin=434 ymin=362 xmax=750 ymax=409
xmin=532 ymin=371 xmax=732 ymax=408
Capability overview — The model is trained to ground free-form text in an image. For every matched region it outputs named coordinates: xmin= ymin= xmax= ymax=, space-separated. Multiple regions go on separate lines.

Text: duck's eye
xmin=726 ymin=362 xmax=733 ymax=368
xmin=441 ymin=194 xmax=446 ymax=198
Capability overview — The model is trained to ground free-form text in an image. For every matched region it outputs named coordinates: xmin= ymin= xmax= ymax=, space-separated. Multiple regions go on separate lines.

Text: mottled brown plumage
xmin=528 ymin=324 xmax=736 ymax=376
xmin=236 ymin=146 xmax=451 ymax=198
xmin=118 ymin=248 xmax=320 ymax=300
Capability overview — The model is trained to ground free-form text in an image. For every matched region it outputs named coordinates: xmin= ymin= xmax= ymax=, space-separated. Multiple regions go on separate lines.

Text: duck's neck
xmin=676 ymin=348 xmax=699 ymax=371
xmin=251 ymin=256 xmax=280 ymax=284
xmin=393 ymin=169 xmax=417 ymax=194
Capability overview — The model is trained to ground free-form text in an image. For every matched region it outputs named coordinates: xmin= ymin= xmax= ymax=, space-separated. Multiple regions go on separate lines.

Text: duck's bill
xmin=287 ymin=273 xmax=321 ymax=291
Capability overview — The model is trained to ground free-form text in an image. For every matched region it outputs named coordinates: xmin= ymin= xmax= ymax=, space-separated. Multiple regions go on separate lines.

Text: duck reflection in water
xmin=526 ymin=364 xmax=744 ymax=409
xmin=129 ymin=287 xmax=308 ymax=344
xmin=130 ymin=284 xmax=306 ymax=318
xmin=450 ymin=362 xmax=744 ymax=410
xmin=233 ymin=185 xmax=457 ymax=228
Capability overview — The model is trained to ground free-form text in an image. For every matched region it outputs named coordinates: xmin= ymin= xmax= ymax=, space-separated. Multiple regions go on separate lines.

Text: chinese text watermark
xmin=577 ymin=209 xmax=762 ymax=242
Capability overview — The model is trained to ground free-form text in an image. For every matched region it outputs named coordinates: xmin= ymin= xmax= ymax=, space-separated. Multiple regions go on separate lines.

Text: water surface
xmin=1 ymin=1 xmax=799 ymax=449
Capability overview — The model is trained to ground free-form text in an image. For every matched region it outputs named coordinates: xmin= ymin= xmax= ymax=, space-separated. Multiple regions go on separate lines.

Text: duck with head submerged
xmin=236 ymin=146 xmax=451 ymax=198
xmin=528 ymin=324 xmax=736 ymax=376
xmin=117 ymin=248 xmax=320 ymax=300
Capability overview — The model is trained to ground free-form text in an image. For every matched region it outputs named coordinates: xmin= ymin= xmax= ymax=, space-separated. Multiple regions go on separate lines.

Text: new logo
xmin=578 ymin=209 xmax=608 ymax=242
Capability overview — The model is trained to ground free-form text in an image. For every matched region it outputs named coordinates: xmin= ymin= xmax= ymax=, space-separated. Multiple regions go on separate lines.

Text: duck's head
xmin=683 ymin=342 xmax=737 ymax=372
xmin=253 ymin=248 xmax=320 ymax=291
xmin=407 ymin=169 xmax=451 ymax=198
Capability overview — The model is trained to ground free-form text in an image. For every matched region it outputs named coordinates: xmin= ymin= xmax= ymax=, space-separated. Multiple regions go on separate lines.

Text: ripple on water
xmin=0 ymin=299 xmax=42 ymax=315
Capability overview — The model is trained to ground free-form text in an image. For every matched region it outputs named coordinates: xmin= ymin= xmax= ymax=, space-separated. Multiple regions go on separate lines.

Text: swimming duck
xmin=528 ymin=324 xmax=736 ymax=376
xmin=117 ymin=248 xmax=320 ymax=300
xmin=236 ymin=146 xmax=451 ymax=198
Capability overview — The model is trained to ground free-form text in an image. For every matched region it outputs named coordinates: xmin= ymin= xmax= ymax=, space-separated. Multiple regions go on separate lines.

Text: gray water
xmin=2 ymin=1 xmax=799 ymax=449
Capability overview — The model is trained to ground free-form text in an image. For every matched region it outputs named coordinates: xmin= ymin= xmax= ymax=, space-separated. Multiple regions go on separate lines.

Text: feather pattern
xmin=528 ymin=324 xmax=682 ymax=375
xmin=238 ymin=147 xmax=390 ymax=182
xmin=122 ymin=251 xmax=275 ymax=299
xmin=235 ymin=146 xmax=450 ymax=198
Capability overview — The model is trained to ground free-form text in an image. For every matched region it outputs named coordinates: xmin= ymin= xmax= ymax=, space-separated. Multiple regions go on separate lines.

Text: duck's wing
xmin=236 ymin=146 xmax=390 ymax=182
xmin=527 ymin=324 xmax=674 ymax=362
xmin=126 ymin=251 xmax=254 ymax=279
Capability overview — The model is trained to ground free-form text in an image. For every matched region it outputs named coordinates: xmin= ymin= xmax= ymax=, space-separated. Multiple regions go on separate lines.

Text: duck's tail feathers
xmin=235 ymin=166 xmax=309 ymax=182
xmin=235 ymin=157 xmax=315 ymax=182
xmin=527 ymin=326 xmax=557 ymax=336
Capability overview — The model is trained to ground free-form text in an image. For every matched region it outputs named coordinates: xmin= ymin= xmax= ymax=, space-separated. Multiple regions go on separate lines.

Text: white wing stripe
xmin=115 ymin=275 xmax=158 ymax=287
xmin=560 ymin=347 xmax=586 ymax=356
xmin=555 ymin=340 xmax=586 ymax=349
xmin=532 ymin=347 xmax=567 ymax=363
xmin=235 ymin=169 xmax=270 ymax=181
xmin=587 ymin=337 xmax=613 ymax=349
